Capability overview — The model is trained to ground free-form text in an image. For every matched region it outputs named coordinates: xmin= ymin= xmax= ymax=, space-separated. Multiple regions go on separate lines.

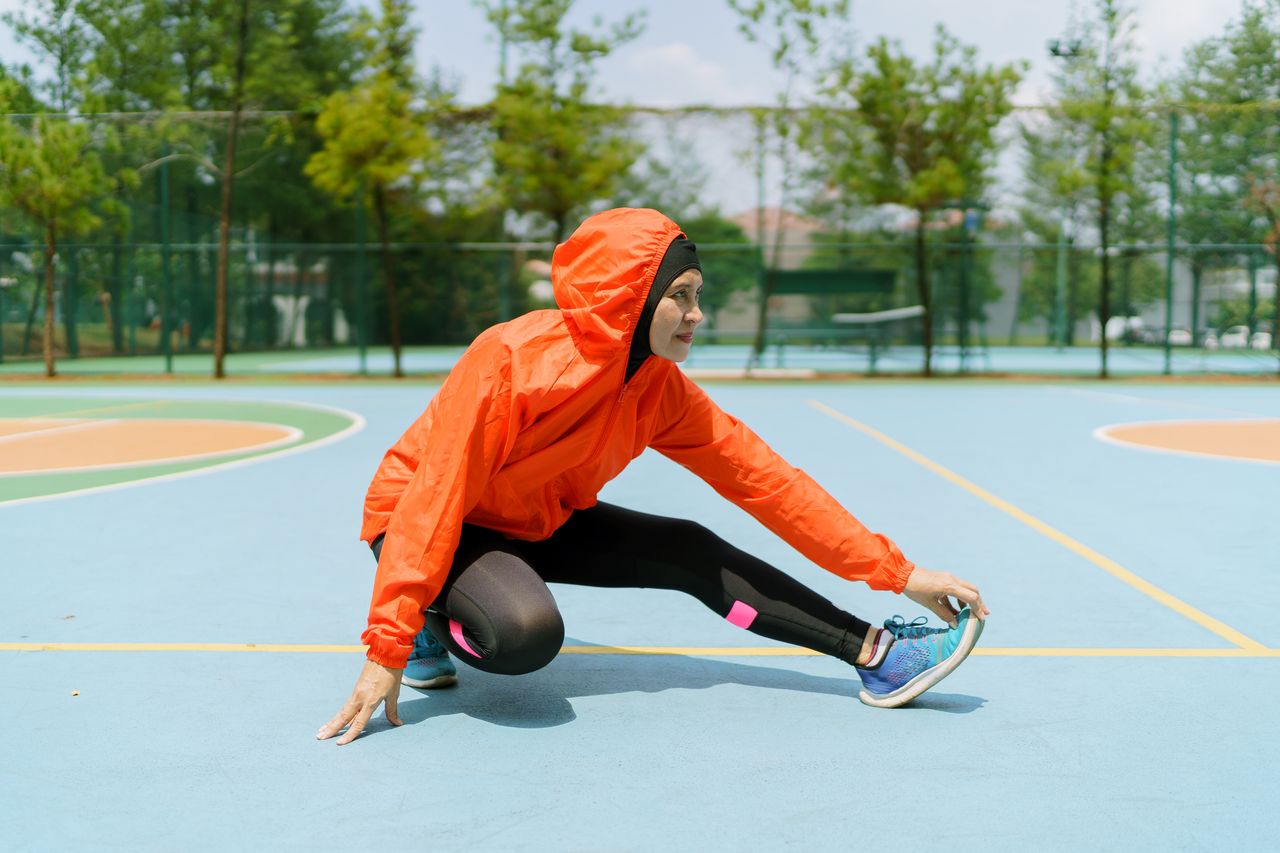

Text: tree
xmin=76 ymin=0 xmax=175 ymax=354
xmin=728 ymin=0 xmax=849 ymax=366
xmin=306 ymin=0 xmax=442 ymax=378
xmin=813 ymin=26 xmax=1023 ymax=375
xmin=1040 ymin=0 xmax=1156 ymax=376
xmin=2 ymin=0 xmax=91 ymax=113
xmin=482 ymin=0 xmax=644 ymax=241
xmin=1176 ymin=2 xmax=1280 ymax=346
xmin=1019 ymin=102 xmax=1163 ymax=344
xmin=0 ymin=100 xmax=115 ymax=376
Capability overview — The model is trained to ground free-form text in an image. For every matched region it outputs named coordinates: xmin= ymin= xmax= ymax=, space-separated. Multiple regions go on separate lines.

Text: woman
xmin=318 ymin=208 xmax=988 ymax=745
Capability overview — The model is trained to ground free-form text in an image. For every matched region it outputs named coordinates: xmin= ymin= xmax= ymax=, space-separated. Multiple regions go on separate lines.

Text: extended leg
xmin=518 ymin=503 xmax=872 ymax=665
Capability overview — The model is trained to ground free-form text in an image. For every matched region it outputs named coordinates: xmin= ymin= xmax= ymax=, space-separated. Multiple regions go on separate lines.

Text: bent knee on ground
xmin=429 ymin=550 xmax=565 ymax=675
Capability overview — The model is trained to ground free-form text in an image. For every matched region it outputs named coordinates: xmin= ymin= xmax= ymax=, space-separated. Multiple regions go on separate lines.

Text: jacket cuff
xmin=362 ymin=630 xmax=412 ymax=669
xmin=876 ymin=552 xmax=916 ymax=594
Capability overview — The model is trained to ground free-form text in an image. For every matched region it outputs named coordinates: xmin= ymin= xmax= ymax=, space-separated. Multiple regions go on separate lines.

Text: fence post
xmin=65 ymin=245 xmax=80 ymax=358
xmin=1247 ymin=249 xmax=1258 ymax=335
xmin=1054 ymin=209 xmax=1069 ymax=350
xmin=1163 ymin=110 xmax=1178 ymax=376
xmin=159 ymin=142 xmax=173 ymax=374
xmin=356 ymin=187 xmax=369 ymax=377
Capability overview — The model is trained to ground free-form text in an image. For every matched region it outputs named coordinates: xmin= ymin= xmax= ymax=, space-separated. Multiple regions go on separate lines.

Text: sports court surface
xmin=2 ymin=378 xmax=1278 ymax=850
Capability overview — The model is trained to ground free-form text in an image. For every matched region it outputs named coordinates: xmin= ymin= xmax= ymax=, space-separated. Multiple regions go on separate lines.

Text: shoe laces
xmin=883 ymin=615 xmax=945 ymax=640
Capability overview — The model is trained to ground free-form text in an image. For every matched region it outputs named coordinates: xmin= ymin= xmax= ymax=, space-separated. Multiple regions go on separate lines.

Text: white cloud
xmin=604 ymin=42 xmax=766 ymax=108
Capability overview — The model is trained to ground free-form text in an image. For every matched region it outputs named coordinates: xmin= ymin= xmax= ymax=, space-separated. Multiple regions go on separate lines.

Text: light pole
xmin=1048 ymin=38 xmax=1083 ymax=349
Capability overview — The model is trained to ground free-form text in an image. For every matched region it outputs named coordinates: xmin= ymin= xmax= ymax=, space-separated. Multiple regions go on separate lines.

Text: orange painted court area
xmin=1101 ymin=419 xmax=1280 ymax=463
xmin=0 ymin=418 xmax=297 ymax=475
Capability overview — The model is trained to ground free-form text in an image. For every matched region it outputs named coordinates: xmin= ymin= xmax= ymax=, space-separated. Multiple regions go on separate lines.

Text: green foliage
xmin=816 ymin=26 xmax=1024 ymax=214
xmin=2 ymin=0 xmax=91 ymax=111
xmin=0 ymin=67 xmax=43 ymax=112
xmin=483 ymin=0 xmax=645 ymax=240
xmin=1018 ymin=0 xmax=1161 ymax=351
xmin=1210 ymin=293 xmax=1275 ymax=333
xmin=79 ymin=0 xmax=180 ymax=111
xmin=0 ymin=114 xmax=112 ymax=238
xmin=305 ymin=0 xmax=440 ymax=204
xmin=727 ymin=0 xmax=849 ymax=78
xmin=1176 ymin=3 xmax=1280 ymax=260
xmin=680 ymin=213 xmax=757 ymax=322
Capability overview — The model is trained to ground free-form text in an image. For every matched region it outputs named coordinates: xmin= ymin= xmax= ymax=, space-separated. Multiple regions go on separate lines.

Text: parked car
xmin=1167 ymin=327 xmax=1192 ymax=346
xmin=1203 ymin=331 xmax=1219 ymax=350
xmin=1251 ymin=330 xmax=1274 ymax=350
xmin=1219 ymin=325 xmax=1251 ymax=348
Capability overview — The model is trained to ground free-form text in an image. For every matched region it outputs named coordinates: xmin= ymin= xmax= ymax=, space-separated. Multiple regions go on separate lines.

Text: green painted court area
xmin=0 ymin=395 xmax=360 ymax=505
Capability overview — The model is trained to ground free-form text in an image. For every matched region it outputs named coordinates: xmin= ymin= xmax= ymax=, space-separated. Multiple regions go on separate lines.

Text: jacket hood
xmin=552 ymin=208 xmax=684 ymax=360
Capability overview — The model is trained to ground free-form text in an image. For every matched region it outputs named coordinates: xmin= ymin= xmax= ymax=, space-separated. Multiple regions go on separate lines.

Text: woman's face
xmin=648 ymin=268 xmax=704 ymax=363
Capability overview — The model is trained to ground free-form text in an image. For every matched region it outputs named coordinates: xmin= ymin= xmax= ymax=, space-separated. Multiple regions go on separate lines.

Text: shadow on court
xmin=384 ymin=643 xmax=986 ymax=733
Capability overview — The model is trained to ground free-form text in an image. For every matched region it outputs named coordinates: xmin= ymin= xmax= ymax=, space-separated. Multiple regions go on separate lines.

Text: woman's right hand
xmin=316 ymin=659 xmax=403 ymax=745
xmin=902 ymin=566 xmax=989 ymax=627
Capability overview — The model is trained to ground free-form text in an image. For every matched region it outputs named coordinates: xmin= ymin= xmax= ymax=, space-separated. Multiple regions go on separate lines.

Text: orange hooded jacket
xmin=360 ymin=208 xmax=915 ymax=668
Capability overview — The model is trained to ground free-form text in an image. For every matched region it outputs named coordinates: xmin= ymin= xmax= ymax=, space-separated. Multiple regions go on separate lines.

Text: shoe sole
xmin=858 ymin=615 xmax=985 ymax=709
xmin=401 ymin=673 xmax=458 ymax=689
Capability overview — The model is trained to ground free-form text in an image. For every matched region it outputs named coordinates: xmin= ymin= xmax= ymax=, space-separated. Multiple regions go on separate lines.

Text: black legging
xmin=372 ymin=502 xmax=871 ymax=675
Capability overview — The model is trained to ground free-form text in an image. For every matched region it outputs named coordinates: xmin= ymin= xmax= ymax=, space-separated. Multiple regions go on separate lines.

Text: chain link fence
xmin=1 ymin=107 xmax=1277 ymax=375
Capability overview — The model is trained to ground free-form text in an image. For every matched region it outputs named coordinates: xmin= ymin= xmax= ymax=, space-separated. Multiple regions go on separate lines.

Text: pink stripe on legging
xmin=725 ymin=600 xmax=758 ymax=629
xmin=449 ymin=619 xmax=483 ymax=658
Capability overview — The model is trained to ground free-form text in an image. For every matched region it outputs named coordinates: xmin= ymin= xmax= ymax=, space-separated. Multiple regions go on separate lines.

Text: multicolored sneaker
xmin=401 ymin=626 xmax=458 ymax=689
xmin=855 ymin=607 xmax=984 ymax=708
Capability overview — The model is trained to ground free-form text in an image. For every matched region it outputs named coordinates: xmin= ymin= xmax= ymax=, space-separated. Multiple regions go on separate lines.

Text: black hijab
xmin=625 ymin=235 xmax=700 ymax=381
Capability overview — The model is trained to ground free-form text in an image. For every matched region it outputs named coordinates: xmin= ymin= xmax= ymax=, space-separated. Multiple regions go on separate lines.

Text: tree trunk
xmin=915 ymin=215 xmax=933 ymax=377
xmin=373 ymin=184 xmax=403 ymax=378
xmin=1190 ymin=261 xmax=1202 ymax=347
xmin=1066 ymin=236 xmax=1078 ymax=346
xmin=43 ymin=225 xmax=57 ymax=378
xmin=214 ymin=0 xmax=251 ymax=379
xmin=749 ymin=259 xmax=777 ymax=369
xmin=22 ymin=268 xmax=41 ymax=357
xmin=63 ymin=247 xmax=79 ymax=359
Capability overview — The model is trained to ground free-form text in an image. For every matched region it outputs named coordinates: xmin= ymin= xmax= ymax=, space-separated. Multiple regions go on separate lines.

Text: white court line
xmin=1049 ymin=386 xmax=1266 ymax=418
xmin=0 ymin=419 xmax=107 ymax=445
xmin=0 ymin=401 xmax=365 ymax=509
xmin=1093 ymin=418 xmax=1280 ymax=467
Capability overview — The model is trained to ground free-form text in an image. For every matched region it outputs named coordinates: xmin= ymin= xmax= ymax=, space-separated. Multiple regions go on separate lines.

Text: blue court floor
xmin=2 ymin=380 xmax=1278 ymax=851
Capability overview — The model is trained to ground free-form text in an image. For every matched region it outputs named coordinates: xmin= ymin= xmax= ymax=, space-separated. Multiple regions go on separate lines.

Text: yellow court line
xmin=1 ymin=642 xmax=1277 ymax=658
xmin=807 ymin=400 xmax=1268 ymax=652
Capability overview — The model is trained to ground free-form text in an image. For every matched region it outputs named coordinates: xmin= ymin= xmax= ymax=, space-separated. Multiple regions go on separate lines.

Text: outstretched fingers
xmin=335 ymin=703 xmax=377 ymax=746
xmin=316 ymin=698 xmax=360 ymax=742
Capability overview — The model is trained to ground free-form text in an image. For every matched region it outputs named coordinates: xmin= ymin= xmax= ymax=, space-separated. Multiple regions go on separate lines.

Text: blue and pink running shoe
xmin=401 ymin=626 xmax=458 ymax=689
xmin=855 ymin=607 xmax=984 ymax=708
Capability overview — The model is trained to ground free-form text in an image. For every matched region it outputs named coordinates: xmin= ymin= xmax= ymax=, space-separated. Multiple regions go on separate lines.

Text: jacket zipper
xmin=587 ymin=382 xmax=629 ymax=461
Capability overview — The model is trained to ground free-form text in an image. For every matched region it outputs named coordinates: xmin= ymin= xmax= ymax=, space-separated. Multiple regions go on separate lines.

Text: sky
xmin=0 ymin=0 xmax=1249 ymax=213
xmin=0 ymin=0 xmax=1245 ymax=107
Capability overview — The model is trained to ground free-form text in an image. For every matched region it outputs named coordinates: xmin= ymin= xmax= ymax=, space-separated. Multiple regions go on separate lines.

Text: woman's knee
xmin=430 ymin=550 xmax=564 ymax=675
